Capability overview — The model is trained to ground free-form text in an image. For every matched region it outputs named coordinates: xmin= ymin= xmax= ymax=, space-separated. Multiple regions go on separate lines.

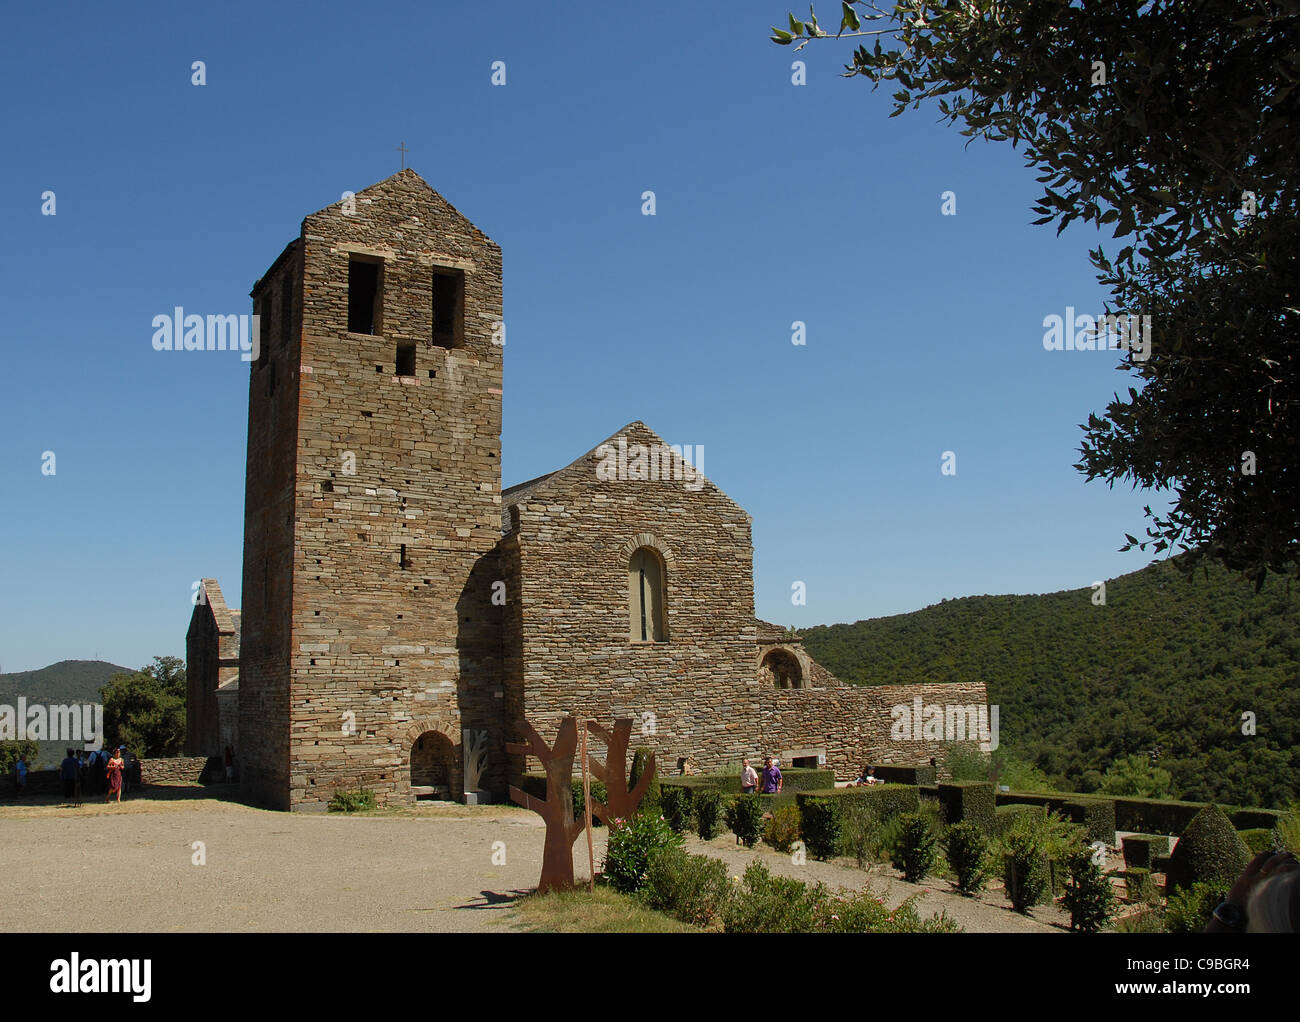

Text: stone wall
xmin=142 ymin=756 xmax=211 ymax=785
xmin=502 ymin=421 xmax=760 ymax=776
xmin=242 ymin=170 xmax=506 ymax=811
xmin=185 ymin=579 xmax=239 ymax=756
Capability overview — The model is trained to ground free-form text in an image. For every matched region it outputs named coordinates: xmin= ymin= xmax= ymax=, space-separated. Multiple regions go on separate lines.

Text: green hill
xmin=800 ymin=559 xmax=1300 ymax=810
xmin=0 ymin=660 xmax=134 ymax=767
xmin=0 ymin=660 xmax=131 ymax=705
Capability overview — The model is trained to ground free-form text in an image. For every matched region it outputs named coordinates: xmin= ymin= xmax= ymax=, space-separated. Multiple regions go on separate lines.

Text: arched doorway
xmin=761 ymin=648 xmax=804 ymax=689
xmin=410 ymin=731 xmax=457 ymax=801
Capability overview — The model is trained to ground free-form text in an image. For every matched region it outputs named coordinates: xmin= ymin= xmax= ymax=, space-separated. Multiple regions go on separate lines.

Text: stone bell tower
xmin=238 ymin=170 xmax=505 ymax=811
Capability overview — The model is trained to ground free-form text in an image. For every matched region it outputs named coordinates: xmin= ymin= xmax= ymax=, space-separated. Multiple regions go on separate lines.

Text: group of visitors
xmin=739 ymin=756 xmax=783 ymax=794
xmin=11 ymin=746 xmax=137 ymax=803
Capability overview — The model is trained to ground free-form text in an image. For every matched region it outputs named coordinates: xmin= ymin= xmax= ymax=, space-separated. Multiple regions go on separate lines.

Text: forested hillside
xmin=801 ymin=559 xmax=1300 ymax=809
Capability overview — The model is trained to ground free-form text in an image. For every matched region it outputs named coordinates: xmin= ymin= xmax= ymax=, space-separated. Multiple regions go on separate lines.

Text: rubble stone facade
xmin=218 ymin=171 xmax=988 ymax=812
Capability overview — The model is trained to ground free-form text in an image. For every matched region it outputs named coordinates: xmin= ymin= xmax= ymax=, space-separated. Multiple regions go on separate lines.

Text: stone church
xmin=185 ymin=170 xmax=987 ymax=811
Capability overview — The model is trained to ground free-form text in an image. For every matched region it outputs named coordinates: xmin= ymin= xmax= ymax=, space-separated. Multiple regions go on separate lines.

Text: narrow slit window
xmin=396 ymin=342 xmax=416 ymax=377
xmin=348 ymin=256 xmax=382 ymax=334
xmin=279 ymin=275 xmax=292 ymax=348
xmin=431 ymin=269 xmax=463 ymax=348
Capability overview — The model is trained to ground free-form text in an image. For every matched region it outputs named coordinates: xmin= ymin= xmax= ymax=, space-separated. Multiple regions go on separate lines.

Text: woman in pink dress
xmin=105 ymin=748 xmax=124 ymax=803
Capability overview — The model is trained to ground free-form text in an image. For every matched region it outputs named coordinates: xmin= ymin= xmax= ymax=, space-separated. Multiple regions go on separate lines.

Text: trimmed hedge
xmin=937 ymin=782 xmax=995 ymax=833
xmin=1237 ymin=827 xmax=1274 ymax=854
xmin=1064 ymin=798 xmax=1116 ymax=846
xmin=997 ymin=791 xmax=1279 ymax=839
xmin=1166 ymin=804 xmax=1250 ymax=893
xmin=994 ymin=804 xmax=1039 ymax=836
xmin=1121 ymin=833 xmax=1170 ymax=870
xmin=795 ymin=784 xmax=920 ymax=822
xmin=1230 ymin=807 xmax=1284 ymax=830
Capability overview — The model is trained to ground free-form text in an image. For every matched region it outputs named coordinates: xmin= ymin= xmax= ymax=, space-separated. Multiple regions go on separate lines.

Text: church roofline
xmin=501 ymin=420 xmax=748 ymax=520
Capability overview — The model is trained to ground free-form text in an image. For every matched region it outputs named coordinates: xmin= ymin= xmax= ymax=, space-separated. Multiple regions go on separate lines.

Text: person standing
xmin=14 ymin=755 xmax=28 ymax=796
xmin=60 ymin=749 xmax=80 ymax=804
xmin=760 ymin=756 xmax=782 ymax=794
xmin=224 ymin=745 xmax=234 ymax=783
xmin=105 ymin=747 xmax=125 ymax=804
xmin=740 ymin=758 xmax=758 ymax=794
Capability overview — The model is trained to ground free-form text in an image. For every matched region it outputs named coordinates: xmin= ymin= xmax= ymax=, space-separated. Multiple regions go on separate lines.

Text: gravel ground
xmin=0 ymin=789 xmax=599 ymax=932
xmin=0 ymin=789 xmax=1072 ymax=932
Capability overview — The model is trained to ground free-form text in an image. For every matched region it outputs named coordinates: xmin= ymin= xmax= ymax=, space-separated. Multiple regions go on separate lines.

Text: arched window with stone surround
xmin=628 ymin=546 xmax=667 ymax=642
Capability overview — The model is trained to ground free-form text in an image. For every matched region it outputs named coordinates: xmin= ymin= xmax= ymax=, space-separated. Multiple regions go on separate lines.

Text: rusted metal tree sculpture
xmin=585 ymin=718 xmax=656 ymax=826
xmin=507 ymin=715 xmax=586 ymax=894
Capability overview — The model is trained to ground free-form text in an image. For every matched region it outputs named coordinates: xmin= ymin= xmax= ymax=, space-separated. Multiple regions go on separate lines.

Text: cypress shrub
xmin=724 ymin=793 xmax=766 ymax=848
xmin=892 ymin=812 xmax=938 ymax=882
xmin=1166 ymin=804 xmax=1250 ymax=894
xmin=944 ymin=822 xmax=993 ymax=895
xmin=1062 ymin=846 xmax=1118 ymax=932
xmin=801 ymin=797 xmax=842 ymax=860
xmin=694 ymin=789 xmax=723 ymax=840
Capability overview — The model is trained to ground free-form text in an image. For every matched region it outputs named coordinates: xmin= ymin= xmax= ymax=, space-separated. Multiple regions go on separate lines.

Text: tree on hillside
xmin=101 ymin=656 xmax=186 ymax=757
xmin=773 ymin=1 xmax=1299 ymax=585
xmin=1099 ymin=752 xmax=1173 ymax=799
xmin=0 ymin=739 xmax=40 ymax=778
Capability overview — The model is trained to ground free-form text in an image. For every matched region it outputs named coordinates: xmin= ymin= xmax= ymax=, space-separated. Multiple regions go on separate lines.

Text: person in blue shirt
xmin=60 ymin=749 xmax=80 ymax=803
xmin=14 ymin=755 xmax=28 ymax=795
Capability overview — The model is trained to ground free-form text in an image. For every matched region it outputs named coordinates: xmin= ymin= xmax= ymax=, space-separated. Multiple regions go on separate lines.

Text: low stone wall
xmin=142 ymin=756 xmax=210 ymax=785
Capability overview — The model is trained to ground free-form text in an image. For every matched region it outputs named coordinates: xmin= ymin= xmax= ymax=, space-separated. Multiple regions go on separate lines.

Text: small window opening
xmin=348 ymin=256 xmax=382 ymax=334
xmin=396 ymin=342 xmax=416 ymax=376
xmin=431 ymin=269 xmax=463 ymax=348
xmin=400 ymin=543 xmax=409 ymax=569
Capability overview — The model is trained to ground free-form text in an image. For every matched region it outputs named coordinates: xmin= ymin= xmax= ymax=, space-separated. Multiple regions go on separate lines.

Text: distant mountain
xmin=0 ymin=660 xmax=132 ymax=705
xmin=800 ymin=559 xmax=1300 ymax=810
xmin=0 ymin=660 xmax=134 ymax=767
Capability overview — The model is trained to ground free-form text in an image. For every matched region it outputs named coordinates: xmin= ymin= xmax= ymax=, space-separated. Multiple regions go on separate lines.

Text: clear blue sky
xmin=0 ymin=0 xmax=1164 ymax=673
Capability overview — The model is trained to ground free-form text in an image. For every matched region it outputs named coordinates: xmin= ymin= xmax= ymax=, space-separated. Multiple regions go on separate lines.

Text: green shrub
xmin=1273 ymin=804 xmax=1300 ymax=853
xmin=327 ymin=788 xmax=375 ymax=812
xmin=640 ymin=847 xmax=732 ymax=927
xmin=944 ymin=822 xmax=993 ymax=895
xmin=938 ymin=782 xmax=996 ymax=833
xmin=629 ymin=746 xmax=660 ymax=817
xmin=817 ymin=889 xmax=961 ymax=933
xmin=659 ymin=784 xmax=691 ymax=833
xmin=1000 ymin=809 xmax=1053 ymax=913
xmin=838 ymin=801 xmax=881 ymax=869
xmin=602 ymin=811 xmax=683 ymax=894
xmin=1237 ymin=828 xmax=1273 ymax=854
xmin=800 ymin=797 xmax=842 ymax=860
xmin=892 ymin=812 xmax=939 ymax=882
xmin=571 ymin=779 xmax=609 ymax=826
xmin=764 ymin=804 xmax=801 ymax=852
xmin=1062 ymin=846 xmax=1118 ymax=932
xmin=720 ymin=861 xmax=961 ymax=933
xmin=723 ymin=793 xmax=765 ymax=848
xmin=1124 ymin=867 xmax=1157 ymax=905
xmin=1113 ymin=907 xmax=1166 ymax=932
xmin=994 ymin=803 xmax=1038 ymax=836
xmin=1121 ymin=834 xmax=1170 ymax=870
xmin=795 ymin=784 xmax=920 ymax=825
xmin=1166 ymin=804 xmax=1250 ymax=894
xmin=693 ymin=789 xmax=723 ymax=840
xmin=1065 ymin=798 xmax=1116 ymax=846
xmin=721 ymin=861 xmax=822 ymax=933
xmin=1164 ymin=881 xmax=1223 ymax=934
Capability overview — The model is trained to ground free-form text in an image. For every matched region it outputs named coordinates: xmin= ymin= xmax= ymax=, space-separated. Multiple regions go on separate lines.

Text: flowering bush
xmin=601 ymin=812 xmax=683 ymax=894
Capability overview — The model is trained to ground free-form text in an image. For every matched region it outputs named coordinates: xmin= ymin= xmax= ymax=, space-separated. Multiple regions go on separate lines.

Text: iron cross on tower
xmin=397 ymin=141 xmax=408 ymax=171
